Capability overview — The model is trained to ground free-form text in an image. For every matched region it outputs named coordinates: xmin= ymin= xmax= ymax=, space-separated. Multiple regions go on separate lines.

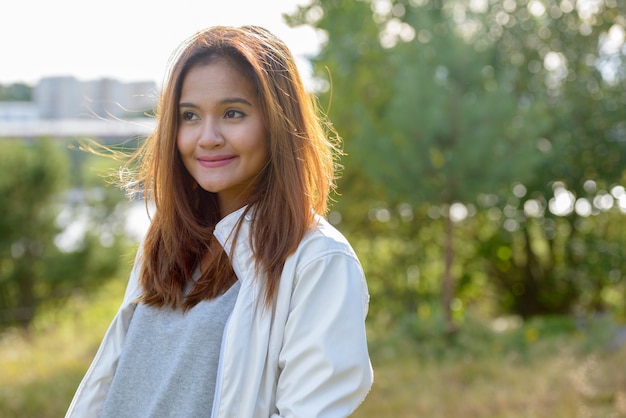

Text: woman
xmin=66 ymin=25 xmax=372 ymax=417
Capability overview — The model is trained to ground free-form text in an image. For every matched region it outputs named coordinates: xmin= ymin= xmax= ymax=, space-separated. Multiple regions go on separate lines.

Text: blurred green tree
xmin=0 ymin=139 xmax=126 ymax=329
xmin=0 ymin=83 xmax=32 ymax=101
xmin=0 ymin=140 xmax=66 ymax=328
xmin=471 ymin=0 xmax=626 ymax=317
xmin=288 ymin=0 xmax=626 ymax=324
xmin=289 ymin=0 xmax=549 ymax=332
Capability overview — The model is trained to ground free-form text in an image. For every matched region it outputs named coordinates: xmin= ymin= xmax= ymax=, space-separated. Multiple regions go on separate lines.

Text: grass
xmin=355 ymin=340 xmax=626 ymax=417
xmin=355 ymin=315 xmax=626 ymax=418
xmin=0 ymin=277 xmax=126 ymax=418
xmin=1 ymin=278 xmax=626 ymax=418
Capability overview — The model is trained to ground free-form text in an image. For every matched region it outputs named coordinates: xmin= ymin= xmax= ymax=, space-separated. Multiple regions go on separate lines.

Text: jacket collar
xmin=213 ymin=205 xmax=256 ymax=284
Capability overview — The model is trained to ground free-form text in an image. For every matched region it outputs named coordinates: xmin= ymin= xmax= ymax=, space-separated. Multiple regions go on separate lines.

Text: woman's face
xmin=176 ymin=59 xmax=269 ymax=217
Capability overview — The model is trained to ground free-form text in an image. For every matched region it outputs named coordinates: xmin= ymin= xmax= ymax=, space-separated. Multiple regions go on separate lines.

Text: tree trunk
xmin=442 ymin=214 xmax=457 ymax=334
xmin=15 ymin=256 xmax=36 ymax=330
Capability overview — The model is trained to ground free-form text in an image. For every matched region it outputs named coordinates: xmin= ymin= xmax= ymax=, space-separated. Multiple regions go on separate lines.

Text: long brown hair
xmin=127 ymin=26 xmax=341 ymax=309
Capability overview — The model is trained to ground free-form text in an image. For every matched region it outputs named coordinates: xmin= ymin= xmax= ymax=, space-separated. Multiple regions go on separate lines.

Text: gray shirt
xmin=100 ymin=280 xmax=240 ymax=418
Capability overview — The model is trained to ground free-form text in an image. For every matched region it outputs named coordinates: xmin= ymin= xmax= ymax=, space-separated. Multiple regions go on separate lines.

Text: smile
xmin=197 ymin=155 xmax=236 ymax=168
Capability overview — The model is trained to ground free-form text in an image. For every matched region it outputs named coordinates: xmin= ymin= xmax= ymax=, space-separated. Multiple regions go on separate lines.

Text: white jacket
xmin=66 ymin=207 xmax=373 ymax=417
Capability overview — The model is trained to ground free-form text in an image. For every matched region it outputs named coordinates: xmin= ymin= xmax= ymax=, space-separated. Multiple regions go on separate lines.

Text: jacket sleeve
xmin=273 ymin=249 xmax=373 ymax=418
xmin=64 ymin=250 xmax=143 ymax=418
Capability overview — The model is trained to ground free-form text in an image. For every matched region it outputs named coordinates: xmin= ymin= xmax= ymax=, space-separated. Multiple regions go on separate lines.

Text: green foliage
xmin=289 ymin=0 xmax=626 ymax=322
xmin=475 ymin=190 xmax=626 ymax=318
xmin=0 ymin=139 xmax=128 ymax=329
xmin=0 ymin=83 xmax=32 ymax=101
xmin=379 ymin=309 xmax=622 ymax=369
xmin=0 ymin=139 xmax=67 ymax=327
xmin=291 ymin=0 xmax=551 ymax=203
xmin=471 ymin=0 xmax=626 ymax=318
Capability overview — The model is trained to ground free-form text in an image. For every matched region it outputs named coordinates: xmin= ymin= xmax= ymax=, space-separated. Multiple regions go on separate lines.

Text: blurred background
xmin=1 ymin=0 xmax=626 ymax=416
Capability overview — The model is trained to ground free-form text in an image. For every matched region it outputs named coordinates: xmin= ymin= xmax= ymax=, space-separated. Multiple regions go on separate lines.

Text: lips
xmin=197 ymin=155 xmax=236 ymax=168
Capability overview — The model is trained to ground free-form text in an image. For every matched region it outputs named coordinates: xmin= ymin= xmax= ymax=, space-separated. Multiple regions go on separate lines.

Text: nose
xmin=198 ymin=118 xmax=224 ymax=148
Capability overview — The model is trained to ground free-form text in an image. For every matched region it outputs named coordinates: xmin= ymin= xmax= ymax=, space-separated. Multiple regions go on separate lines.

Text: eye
xmin=224 ymin=109 xmax=245 ymax=119
xmin=181 ymin=110 xmax=197 ymax=121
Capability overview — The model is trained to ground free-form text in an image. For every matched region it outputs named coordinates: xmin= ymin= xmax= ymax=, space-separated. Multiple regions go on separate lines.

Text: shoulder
xmin=286 ymin=215 xmax=364 ymax=286
xmin=284 ymin=215 xmax=370 ymax=317
xmin=296 ymin=215 xmax=359 ymax=262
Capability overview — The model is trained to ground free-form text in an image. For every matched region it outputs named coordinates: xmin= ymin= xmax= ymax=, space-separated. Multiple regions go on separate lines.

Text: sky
xmin=1 ymin=0 xmax=320 ymax=87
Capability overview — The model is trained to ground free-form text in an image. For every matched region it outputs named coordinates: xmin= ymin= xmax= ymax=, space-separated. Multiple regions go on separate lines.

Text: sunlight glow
xmin=618 ymin=196 xmax=626 ymax=213
xmin=524 ymin=199 xmax=543 ymax=218
xmin=593 ymin=192 xmax=614 ymax=211
xmin=549 ymin=185 xmax=575 ymax=216
xmin=576 ymin=0 xmax=604 ymax=21
xmin=544 ymin=52 xmax=565 ymax=71
xmin=611 ymin=185 xmax=625 ymax=198
xmin=469 ymin=0 xmax=489 ymax=13
xmin=513 ymin=183 xmax=527 ymax=198
xmin=574 ymin=198 xmax=592 ymax=217
xmin=449 ymin=202 xmax=469 ymax=222
xmin=528 ymin=0 xmax=546 ymax=17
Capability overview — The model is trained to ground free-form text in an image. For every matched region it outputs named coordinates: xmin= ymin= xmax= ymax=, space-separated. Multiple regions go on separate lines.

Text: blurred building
xmin=35 ymin=76 xmax=157 ymax=119
xmin=0 ymin=77 xmax=158 ymax=140
xmin=35 ymin=76 xmax=83 ymax=119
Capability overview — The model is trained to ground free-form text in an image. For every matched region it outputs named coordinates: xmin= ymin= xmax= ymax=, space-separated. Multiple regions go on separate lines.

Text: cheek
xmin=255 ymin=124 xmax=270 ymax=160
xmin=176 ymin=130 xmax=192 ymax=156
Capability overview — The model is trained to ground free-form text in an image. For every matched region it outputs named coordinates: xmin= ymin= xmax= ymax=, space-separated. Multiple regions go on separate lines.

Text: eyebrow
xmin=178 ymin=97 xmax=253 ymax=107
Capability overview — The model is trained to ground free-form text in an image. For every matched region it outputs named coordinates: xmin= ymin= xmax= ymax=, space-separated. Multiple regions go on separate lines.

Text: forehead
xmin=180 ymin=59 xmax=257 ymax=101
